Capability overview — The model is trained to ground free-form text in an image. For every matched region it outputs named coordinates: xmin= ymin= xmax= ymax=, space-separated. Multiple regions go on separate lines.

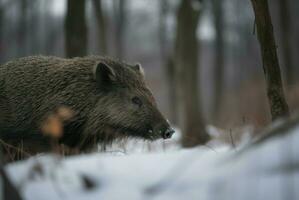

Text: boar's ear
xmin=93 ymin=61 xmax=116 ymax=86
xmin=132 ymin=63 xmax=145 ymax=77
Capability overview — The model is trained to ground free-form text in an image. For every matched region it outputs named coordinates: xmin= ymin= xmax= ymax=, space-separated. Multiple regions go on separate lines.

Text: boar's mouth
xmin=103 ymin=124 xmax=161 ymax=141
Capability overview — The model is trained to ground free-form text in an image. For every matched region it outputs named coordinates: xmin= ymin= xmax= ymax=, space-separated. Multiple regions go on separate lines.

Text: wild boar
xmin=0 ymin=56 xmax=174 ymax=152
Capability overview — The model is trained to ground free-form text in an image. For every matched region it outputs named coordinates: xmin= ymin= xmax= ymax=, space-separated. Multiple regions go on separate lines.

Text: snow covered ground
xmin=4 ymin=121 xmax=299 ymax=200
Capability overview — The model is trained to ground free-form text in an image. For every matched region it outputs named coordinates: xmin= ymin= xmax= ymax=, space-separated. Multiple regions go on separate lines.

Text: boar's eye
xmin=132 ymin=96 xmax=142 ymax=107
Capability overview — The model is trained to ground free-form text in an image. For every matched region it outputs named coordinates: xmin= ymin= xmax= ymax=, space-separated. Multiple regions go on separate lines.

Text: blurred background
xmin=0 ymin=0 xmax=298 ymax=145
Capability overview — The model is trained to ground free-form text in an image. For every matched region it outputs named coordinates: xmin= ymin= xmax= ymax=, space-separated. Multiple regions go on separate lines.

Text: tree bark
xmin=211 ymin=0 xmax=225 ymax=120
xmin=65 ymin=0 xmax=87 ymax=58
xmin=175 ymin=0 xmax=210 ymax=147
xmin=278 ymin=0 xmax=294 ymax=86
xmin=250 ymin=0 xmax=289 ymax=121
xmin=92 ymin=0 xmax=108 ymax=54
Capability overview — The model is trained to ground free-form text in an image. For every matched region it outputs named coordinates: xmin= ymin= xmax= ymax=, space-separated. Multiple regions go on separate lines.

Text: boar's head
xmin=81 ymin=59 xmax=174 ymax=147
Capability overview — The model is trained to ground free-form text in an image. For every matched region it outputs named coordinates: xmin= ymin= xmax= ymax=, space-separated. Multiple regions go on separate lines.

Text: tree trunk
xmin=17 ymin=0 xmax=28 ymax=57
xmin=0 ymin=147 xmax=22 ymax=200
xmin=114 ymin=0 xmax=126 ymax=59
xmin=278 ymin=0 xmax=294 ymax=86
xmin=65 ymin=0 xmax=87 ymax=58
xmin=211 ymin=0 xmax=225 ymax=120
xmin=159 ymin=0 xmax=178 ymax=124
xmin=0 ymin=4 xmax=3 ymax=61
xmin=166 ymin=57 xmax=178 ymax=125
xmin=0 ymin=167 xmax=23 ymax=200
xmin=250 ymin=0 xmax=289 ymax=121
xmin=159 ymin=0 xmax=168 ymax=62
xmin=92 ymin=0 xmax=108 ymax=54
xmin=28 ymin=1 xmax=40 ymax=54
xmin=175 ymin=0 xmax=210 ymax=147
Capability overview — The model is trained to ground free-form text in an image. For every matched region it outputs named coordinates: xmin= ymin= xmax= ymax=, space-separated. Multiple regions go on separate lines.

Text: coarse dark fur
xmin=0 ymin=56 xmax=172 ymax=152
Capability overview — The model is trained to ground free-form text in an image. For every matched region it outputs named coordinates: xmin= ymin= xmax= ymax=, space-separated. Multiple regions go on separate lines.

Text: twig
xmin=0 ymin=139 xmax=31 ymax=157
xmin=229 ymin=129 xmax=236 ymax=149
xmin=203 ymin=143 xmax=218 ymax=153
xmin=252 ymin=18 xmax=256 ymax=35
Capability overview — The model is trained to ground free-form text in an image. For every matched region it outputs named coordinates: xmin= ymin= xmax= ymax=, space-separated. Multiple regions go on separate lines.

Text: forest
xmin=0 ymin=0 xmax=298 ymax=199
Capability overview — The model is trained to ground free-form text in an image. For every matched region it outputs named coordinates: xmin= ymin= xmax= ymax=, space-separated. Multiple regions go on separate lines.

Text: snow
xmin=4 ymin=123 xmax=299 ymax=200
xmin=99 ymin=128 xmax=183 ymax=155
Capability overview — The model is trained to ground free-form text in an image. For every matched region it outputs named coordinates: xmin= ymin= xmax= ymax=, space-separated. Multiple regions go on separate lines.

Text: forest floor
xmin=4 ymin=121 xmax=299 ymax=200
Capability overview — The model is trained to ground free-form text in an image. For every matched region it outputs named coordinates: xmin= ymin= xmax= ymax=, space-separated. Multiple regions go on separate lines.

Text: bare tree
xmin=28 ymin=1 xmax=40 ymax=54
xmin=0 ymin=3 xmax=3 ymax=61
xmin=250 ymin=0 xmax=289 ymax=120
xmin=0 ymin=143 xmax=22 ymax=200
xmin=0 ymin=167 xmax=23 ymax=200
xmin=175 ymin=0 xmax=210 ymax=147
xmin=166 ymin=58 xmax=178 ymax=125
xmin=278 ymin=0 xmax=294 ymax=86
xmin=211 ymin=0 xmax=225 ymax=120
xmin=17 ymin=0 xmax=28 ymax=57
xmin=92 ymin=0 xmax=108 ymax=54
xmin=159 ymin=0 xmax=168 ymax=62
xmin=44 ymin=9 xmax=60 ymax=55
xmin=159 ymin=0 xmax=178 ymax=124
xmin=65 ymin=0 xmax=87 ymax=57
xmin=114 ymin=0 xmax=126 ymax=59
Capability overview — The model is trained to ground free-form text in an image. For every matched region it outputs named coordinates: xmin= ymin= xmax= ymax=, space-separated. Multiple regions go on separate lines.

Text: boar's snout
xmin=163 ymin=127 xmax=175 ymax=139
xmin=152 ymin=123 xmax=175 ymax=139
